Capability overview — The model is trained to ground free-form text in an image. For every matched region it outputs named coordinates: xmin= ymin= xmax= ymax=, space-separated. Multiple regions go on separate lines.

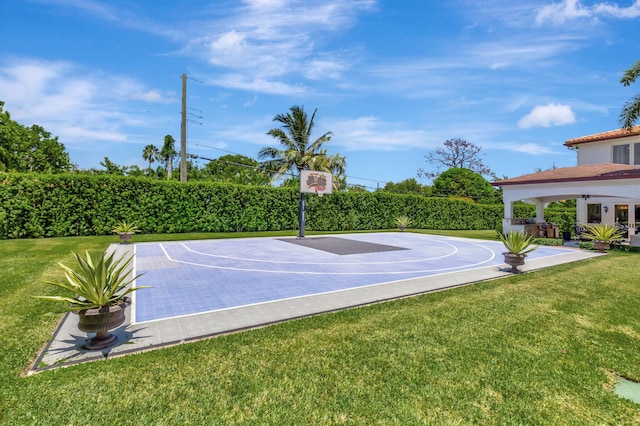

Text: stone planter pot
xmin=593 ymin=241 xmax=610 ymax=253
xmin=503 ymin=252 xmax=525 ymax=273
xmin=118 ymin=232 xmax=133 ymax=244
xmin=76 ymin=297 xmax=131 ymax=350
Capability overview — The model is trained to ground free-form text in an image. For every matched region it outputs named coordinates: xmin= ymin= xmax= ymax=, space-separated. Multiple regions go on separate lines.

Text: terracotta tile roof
xmin=492 ymin=163 xmax=640 ymax=186
xmin=564 ymin=126 xmax=640 ymax=147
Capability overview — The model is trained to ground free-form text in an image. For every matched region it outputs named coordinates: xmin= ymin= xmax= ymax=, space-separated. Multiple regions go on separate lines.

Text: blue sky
xmin=2 ymin=0 xmax=640 ymax=189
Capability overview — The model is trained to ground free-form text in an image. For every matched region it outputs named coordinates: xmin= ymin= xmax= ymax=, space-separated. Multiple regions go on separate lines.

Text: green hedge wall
xmin=0 ymin=173 xmax=507 ymax=239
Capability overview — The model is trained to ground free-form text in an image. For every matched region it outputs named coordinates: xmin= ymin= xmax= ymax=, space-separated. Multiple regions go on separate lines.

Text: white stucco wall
xmin=501 ymin=177 xmax=640 ymax=234
xmin=575 ymin=134 xmax=640 ymax=165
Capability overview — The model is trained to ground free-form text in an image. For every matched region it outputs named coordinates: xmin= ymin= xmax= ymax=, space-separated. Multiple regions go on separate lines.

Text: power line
xmin=189 ymin=153 xmax=298 ymax=180
xmin=193 ymin=143 xmax=391 ymax=190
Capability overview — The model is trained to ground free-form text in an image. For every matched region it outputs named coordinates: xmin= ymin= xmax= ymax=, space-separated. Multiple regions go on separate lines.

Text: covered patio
xmin=492 ymin=164 xmax=640 ymax=238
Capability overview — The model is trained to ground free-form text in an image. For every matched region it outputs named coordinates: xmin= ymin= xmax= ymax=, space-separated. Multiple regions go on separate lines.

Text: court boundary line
xmin=178 ymin=240 xmax=460 ymax=264
xmin=154 ymin=241 xmax=498 ymax=275
xmin=132 ymin=260 xmax=506 ymax=325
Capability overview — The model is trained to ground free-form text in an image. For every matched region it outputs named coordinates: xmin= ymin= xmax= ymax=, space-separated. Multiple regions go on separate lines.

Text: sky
xmin=2 ymin=0 xmax=640 ymax=190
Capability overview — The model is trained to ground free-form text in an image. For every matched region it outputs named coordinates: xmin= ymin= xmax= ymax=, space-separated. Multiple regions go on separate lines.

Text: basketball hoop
xmin=301 ymin=170 xmax=331 ymax=196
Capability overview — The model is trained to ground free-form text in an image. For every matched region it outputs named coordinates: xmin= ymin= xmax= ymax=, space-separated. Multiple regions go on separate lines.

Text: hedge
xmin=0 ymin=173 xmax=511 ymax=239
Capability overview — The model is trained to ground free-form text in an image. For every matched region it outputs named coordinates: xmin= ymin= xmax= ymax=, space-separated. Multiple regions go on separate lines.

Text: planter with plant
xmin=498 ymin=231 xmax=538 ymax=273
xmin=557 ymin=211 xmax=575 ymax=241
xmin=579 ymin=223 xmax=624 ymax=252
xmin=35 ymin=250 xmax=148 ymax=350
xmin=395 ymin=215 xmax=413 ymax=232
xmin=112 ymin=220 xmax=141 ymax=244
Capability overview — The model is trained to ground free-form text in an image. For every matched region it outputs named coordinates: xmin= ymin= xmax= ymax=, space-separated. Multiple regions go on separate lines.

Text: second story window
xmin=613 ymin=144 xmax=630 ymax=164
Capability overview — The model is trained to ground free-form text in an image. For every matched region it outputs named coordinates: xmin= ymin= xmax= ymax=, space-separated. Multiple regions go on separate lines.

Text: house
xmin=493 ymin=126 xmax=640 ymax=237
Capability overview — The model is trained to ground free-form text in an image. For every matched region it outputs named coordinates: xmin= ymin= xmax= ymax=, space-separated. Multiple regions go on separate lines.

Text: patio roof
xmin=492 ymin=164 xmax=640 ymax=187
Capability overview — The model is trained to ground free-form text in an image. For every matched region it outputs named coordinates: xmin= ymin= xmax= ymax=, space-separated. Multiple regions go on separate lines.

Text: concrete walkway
xmin=29 ymin=234 xmax=602 ymax=374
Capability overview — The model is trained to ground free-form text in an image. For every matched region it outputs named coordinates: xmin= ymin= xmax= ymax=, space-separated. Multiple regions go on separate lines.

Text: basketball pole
xmin=298 ymin=191 xmax=306 ymax=238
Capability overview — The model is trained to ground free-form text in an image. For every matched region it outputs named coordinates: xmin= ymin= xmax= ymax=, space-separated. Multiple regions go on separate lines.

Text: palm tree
xmin=258 ymin=105 xmax=334 ymax=181
xmin=259 ymin=106 xmax=342 ymax=237
xmin=620 ymin=60 xmax=640 ymax=131
xmin=160 ymin=135 xmax=177 ymax=180
xmin=308 ymin=149 xmax=347 ymax=191
xmin=142 ymin=144 xmax=159 ymax=174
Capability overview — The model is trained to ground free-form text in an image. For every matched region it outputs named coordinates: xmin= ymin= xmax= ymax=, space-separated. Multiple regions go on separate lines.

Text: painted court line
xmin=32 ymin=233 xmax=601 ymax=373
xmin=178 ymin=240 xmax=462 ymax=264
xmin=132 ymin=233 xmax=569 ymax=323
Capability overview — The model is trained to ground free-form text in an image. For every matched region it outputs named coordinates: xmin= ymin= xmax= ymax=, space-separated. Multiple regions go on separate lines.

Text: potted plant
xmin=112 ymin=220 xmax=140 ymax=244
xmin=498 ymin=231 xmax=538 ymax=273
xmin=557 ymin=211 xmax=574 ymax=241
xmin=395 ymin=215 xmax=413 ymax=232
xmin=579 ymin=223 xmax=624 ymax=252
xmin=34 ymin=250 xmax=148 ymax=350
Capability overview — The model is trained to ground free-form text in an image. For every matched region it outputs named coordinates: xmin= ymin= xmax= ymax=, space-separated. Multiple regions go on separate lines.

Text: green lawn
xmin=1 ymin=231 xmax=640 ymax=424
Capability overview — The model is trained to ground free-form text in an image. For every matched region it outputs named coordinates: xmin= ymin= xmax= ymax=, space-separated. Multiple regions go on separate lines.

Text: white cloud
xmin=536 ymin=0 xmax=640 ymax=25
xmin=0 ymin=58 xmax=175 ymax=145
xmin=518 ymin=103 xmax=576 ymax=128
xmin=189 ymin=0 xmax=375 ymax=93
xmin=511 ymin=142 xmax=558 ymax=155
xmin=330 ymin=116 xmax=429 ymax=151
xmin=305 ymin=59 xmax=346 ymax=80
xmin=207 ymin=74 xmax=307 ymax=95
xmin=129 ymin=90 xmax=166 ymax=103
xmin=41 ymin=0 xmax=182 ymax=39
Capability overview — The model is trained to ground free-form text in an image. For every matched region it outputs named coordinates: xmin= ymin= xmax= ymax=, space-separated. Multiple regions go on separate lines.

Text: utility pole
xmin=180 ymin=73 xmax=187 ymax=182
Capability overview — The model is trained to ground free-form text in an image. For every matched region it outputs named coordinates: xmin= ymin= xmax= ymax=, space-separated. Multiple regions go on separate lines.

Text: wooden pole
xmin=180 ymin=74 xmax=187 ymax=182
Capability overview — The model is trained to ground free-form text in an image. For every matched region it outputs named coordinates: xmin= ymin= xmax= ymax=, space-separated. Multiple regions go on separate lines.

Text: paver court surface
xmin=33 ymin=232 xmax=601 ymax=372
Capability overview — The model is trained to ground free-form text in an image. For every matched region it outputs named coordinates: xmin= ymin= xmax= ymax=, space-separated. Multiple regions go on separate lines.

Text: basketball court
xmin=32 ymin=232 xmax=601 ymax=372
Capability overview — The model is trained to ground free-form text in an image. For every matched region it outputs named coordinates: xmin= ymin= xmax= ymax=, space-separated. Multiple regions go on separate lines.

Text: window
xmin=587 ymin=203 xmax=601 ymax=223
xmin=613 ymin=144 xmax=630 ymax=164
xmin=634 ymin=143 xmax=640 ymax=165
xmin=615 ymin=204 xmax=629 ymax=225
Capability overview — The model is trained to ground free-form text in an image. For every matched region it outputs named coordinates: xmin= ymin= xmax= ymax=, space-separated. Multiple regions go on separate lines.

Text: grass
xmin=2 ymin=230 xmax=640 ymax=424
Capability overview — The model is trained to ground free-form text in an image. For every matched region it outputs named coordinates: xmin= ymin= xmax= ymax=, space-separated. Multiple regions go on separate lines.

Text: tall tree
xmin=126 ymin=164 xmax=145 ymax=177
xmin=431 ymin=167 xmax=498 ymax=204
xmin=98 ymin=156 xmax=127 ymax=175
xmin=142 ymin=144 xmax=159 ymax=173
xmin=202 ymin=154 xmax=270 ymax=186
xmin=259 ymin=105 xmax=343 ymax=238
xmin=381 ymin=178 xmax=431 ymax=196
xmin=417 ymin=138 xmax=495 ymax=180
xmin=307 ymin=149 xmax=347 ymax=191
xmin=0 ymin=101 xmax=71 ymax=173
xmin=160 ymin=135 xmax=177 ymax=180
xmin=258 ymin=105 xmax=336 ymax=181
xmin=619 ymin=60 xmax=640 ymax=131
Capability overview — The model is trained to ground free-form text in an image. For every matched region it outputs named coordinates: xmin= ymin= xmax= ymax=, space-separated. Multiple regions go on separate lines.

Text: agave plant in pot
xmin=35 ymin=250 xmax=148 ymax=350
xmin=580 ymin=223 xmax=624 ymax=252
xmin=498 ymin=231 xmax=538 ymax=273
xmin=395 ymin=215 xmax=413 ymax=232
xmin=112 ymin=220 xmax=140 ymax=244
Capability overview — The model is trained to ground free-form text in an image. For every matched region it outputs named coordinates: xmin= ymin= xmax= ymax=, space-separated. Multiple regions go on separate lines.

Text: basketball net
xmin=315 ymin=186 xmax=325 ymax=197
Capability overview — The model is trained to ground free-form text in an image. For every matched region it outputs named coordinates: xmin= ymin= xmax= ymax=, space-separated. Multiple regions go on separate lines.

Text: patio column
xmin=529 ymin=198 xmax=545 ymax=223
xmin=500 ymin=196 xmax=516 ymax=234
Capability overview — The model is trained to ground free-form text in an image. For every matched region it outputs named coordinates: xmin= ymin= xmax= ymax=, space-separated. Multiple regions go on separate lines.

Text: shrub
xmin=532 ymin=238 xmax=564 ymax=246
xmin=579 ymin=241 xmax=595 ymax=250
xmin=0 ymin=172 xmax=529 ymax=238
